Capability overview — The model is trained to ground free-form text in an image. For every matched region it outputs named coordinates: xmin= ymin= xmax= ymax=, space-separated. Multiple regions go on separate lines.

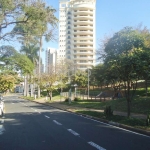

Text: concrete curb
xmin=24 ymin=98 xmax=150 ymax=137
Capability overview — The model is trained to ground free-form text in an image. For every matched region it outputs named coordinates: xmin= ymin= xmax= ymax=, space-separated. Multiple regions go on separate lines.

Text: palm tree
xmin=20 ymin=44 xmax=39 ymax=66
xmin=20 ymin=44 xmax=39 ymax=97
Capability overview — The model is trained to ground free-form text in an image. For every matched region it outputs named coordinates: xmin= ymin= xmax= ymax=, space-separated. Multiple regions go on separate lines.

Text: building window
xmin=61 ymin=4 xmax=66 ymax=7
xmin=80 ymin=55 xmax=87 ymax=57
xmin=80 ymin=60 xmax=86 ymax=63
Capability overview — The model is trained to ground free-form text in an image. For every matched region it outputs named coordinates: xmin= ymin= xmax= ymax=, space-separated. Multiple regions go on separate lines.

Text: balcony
xmin=73 ymin=46 xmax=94 ymax=50
xmin=74 ymin=20 xmax=93 ymax=25
xmin=73 ymin=25 xmax=93 ymax=30
xmin=73 ymin=40 xmax=93 ymax=45
xmin=73 ymin=10 xmax=93 ymax=15
xmin=73 ymin=35 xmax=93 ymax=40
xmin=73 ymin=30 xmax=93 ymax=35
xmin=73 ymin=15 xmax=93 ymax=20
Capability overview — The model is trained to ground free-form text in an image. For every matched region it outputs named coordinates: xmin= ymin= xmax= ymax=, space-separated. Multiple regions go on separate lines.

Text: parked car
xmin=0 ymin=95 xmax=4 ymax=117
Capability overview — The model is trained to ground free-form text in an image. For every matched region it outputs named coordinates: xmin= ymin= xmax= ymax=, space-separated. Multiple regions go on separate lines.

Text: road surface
xmin=0 ymin=95 xmax=150 ymax=150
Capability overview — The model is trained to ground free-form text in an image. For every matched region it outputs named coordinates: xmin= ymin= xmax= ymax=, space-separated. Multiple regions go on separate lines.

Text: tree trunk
xmin=47 ymin=91 xmax=52 ymax=100
xmin=127 ymin=81 xmax=131 ymax=117
xmin=38 ymin=37 xmax=42 ymax=98
xmin=145 ymin=79 xmax=148 ymax=96
xmin=30 ymin=83 xmax=33 ymax=97
xmin=24 ymin=76 xmax=26 ymax=96
xmin=26 ymin=75 xmax=29 ymax=97
xmin=127 ymin=100 xmax=131 ymax=117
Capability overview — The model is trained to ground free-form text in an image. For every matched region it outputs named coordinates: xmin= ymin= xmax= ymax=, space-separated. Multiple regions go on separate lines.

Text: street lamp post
xmin=87 ymin=68 xmax=91 ymax=99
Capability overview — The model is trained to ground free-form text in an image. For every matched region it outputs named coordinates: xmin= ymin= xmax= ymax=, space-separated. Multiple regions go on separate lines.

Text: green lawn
xmin=62 ymin=97 xmax=150 ymax=115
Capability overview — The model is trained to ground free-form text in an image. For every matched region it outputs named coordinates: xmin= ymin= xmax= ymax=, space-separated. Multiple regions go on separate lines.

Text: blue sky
xmin=1 ymin=0 xmax=150 ymax=62
xmin=44 ymin=0 xmax=150 ymax=50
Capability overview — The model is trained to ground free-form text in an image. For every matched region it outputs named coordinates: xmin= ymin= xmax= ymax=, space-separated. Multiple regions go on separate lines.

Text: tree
xmin=20 ymin=44 xmax=39 ymax=66
xmin=0 ymin=74 xmax=16 ymax=93
xmin=12 ymin=1 xmax=58 ymax=98
xmin=71 ymin=70 xmax=88 ymax=87
xmin=39 ymin=65 xmax=63 ymax=101
xmin=103 ymin=27 xmax=145 ymax=117
xmin=0 ymin=0 xmax=57 ymax=41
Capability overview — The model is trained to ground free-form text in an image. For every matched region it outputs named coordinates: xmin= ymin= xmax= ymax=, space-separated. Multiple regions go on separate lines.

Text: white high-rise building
xmin=45 ymin=48 xmax=57 ymax=73
xmin=58 ymin=0 xmax=96 ymax=70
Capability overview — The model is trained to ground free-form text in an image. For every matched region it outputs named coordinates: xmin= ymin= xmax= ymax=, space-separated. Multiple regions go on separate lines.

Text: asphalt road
xmin=0 ymin=95 xmax=150 ymax=150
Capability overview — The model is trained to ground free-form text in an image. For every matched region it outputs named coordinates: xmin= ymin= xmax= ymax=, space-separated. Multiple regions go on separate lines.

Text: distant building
xmin=45 ymin=48 xmax=57 ymax=73
xmin=15 ymin=84 xmax=24 ymax=93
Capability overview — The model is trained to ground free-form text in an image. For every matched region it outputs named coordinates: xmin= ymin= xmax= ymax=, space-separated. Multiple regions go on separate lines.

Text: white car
xmin=0 ymin=95 xmax=4 ymax=117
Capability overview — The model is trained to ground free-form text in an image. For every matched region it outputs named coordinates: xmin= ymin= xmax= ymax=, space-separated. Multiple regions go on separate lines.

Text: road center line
xmin=88 ymin=142 xmax=106 ymax=150
xmin=45 ymin=115 xmax=50 ymax=119
xmin=1 ymin=120 xmax=4 ymax=124
xmin=67 ymin=129 xmax=79 ymax=136
xmin=53 ymin=120 xmax=62 ymax=125
xmin=0 ymin=125 xmax=5 ymax=135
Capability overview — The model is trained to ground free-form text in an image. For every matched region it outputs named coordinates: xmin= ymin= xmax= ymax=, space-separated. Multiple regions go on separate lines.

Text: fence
xmin=60 ymin=91 xmax=112 ymax=101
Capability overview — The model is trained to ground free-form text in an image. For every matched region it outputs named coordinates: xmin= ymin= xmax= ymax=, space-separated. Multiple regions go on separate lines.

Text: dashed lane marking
xmin=67 ymin=129 xmax=79 ymax=136
xmin=88 ymin=142 xmax=106 ymax=150
xmin=1 ymin=120 xmax=4 ymax=124
xmin=53 ymin=120 xmax=62 ymax=125
xmin=0 ymin=125 xmax=5 ymax=135
xmin=45 ymin=115 xmax=50 ymax=119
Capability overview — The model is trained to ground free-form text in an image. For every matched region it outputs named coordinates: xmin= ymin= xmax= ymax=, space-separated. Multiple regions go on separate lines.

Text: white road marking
xmin=1 ymin=120 xmax=4 ymax=124
xmin=45 ymin=115 xmax=50 ymax=119
xmin=38 ymin=112 xmax=41 ymax=114
xmin=53 ymin=120 xmax=62 ymax=125
xmin=34 ymin=110 xmax=37 ymax=112
xmin=88 ymin=142 xmax=106 ymax=150
xmin=67 ymin=129 xmax=79 ymax=136
xmin=0 ymin=125 xmax=5 ymax=135
xmin=11 ymin=103 xmax=14 ymax=104
xmin=79 ymin=115 xmax=150 ymax=138
xmin=31 ymin=108 xmax=34 ymax=110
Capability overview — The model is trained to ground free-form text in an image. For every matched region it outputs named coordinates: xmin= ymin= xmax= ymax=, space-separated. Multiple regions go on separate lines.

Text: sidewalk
xmin=33 ymin=98 xmax=147 ymax=119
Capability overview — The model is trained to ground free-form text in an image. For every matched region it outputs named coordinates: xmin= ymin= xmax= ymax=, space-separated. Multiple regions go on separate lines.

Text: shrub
xmin=104 ymin=106 xmax=113 ymax=117
xmin=65 ymin=98 xmax=69 ymax=102
xmin=74 ymin=97 xmax=81 ymax=101
xmin=146 ymin=114 xmax=150 ymax=126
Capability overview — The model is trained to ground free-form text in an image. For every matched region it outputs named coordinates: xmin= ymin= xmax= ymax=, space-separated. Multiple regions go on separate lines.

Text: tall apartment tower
xmin=58 ymin=0 xmax=96 ymax=70
xmin=45 ymin=48 xmax=57 ymax=73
